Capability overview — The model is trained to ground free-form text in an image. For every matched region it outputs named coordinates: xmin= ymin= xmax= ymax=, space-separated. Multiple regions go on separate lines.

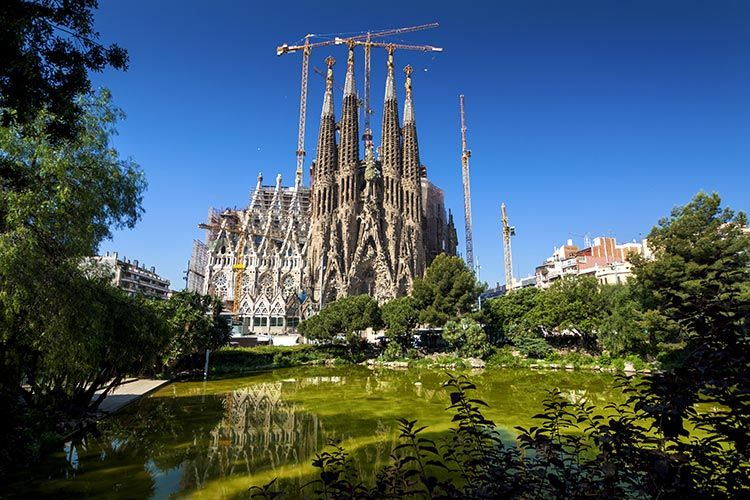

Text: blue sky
xmin=92 ymin=0 xmax=750 ymax=289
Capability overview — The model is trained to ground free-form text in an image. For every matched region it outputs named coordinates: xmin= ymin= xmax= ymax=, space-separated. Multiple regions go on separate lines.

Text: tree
xmin=632 ymin=192 xmax=750 ymax=348
xmin=628 ymin=192 xmax=750 ymax=490
xmin=298 ymin=295 xmax=382 ymax=345
xmin=442 ymin=318 xmax=491 ymax=358
xmin=535 ymin=276 xmax=604 ymax=350
xmin=0 ymin=0 xmax=128 ymax=139
xmin=596 ymin=284 xmax=645 ymax=355
xmin=0 ymin=92 xmax=147 ymax=475
xmin=157 ymin=291 xmax=231 ymax=369
xmin=481 ymin=287 xmax=541 ymax=344
xmin=412 ymin=254 xmax=484 ymax=327
xmin=381 ymin=296 xmax=419 ymax=354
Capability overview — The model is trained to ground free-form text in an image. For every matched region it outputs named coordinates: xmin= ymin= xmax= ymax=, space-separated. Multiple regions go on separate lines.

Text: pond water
xmin=9 ymin=366 xmax=623 ymax=499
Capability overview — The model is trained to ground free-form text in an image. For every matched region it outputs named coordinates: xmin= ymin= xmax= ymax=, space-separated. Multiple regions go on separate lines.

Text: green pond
xmin=10 ymin=366 xmax=624 ymax=499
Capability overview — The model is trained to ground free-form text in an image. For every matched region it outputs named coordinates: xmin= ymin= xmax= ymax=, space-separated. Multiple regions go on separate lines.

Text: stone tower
xmin=307 ymin=50 xmax=446 ymax=306
xmin=397 ymin=64 xmax=426 ymax=293
xmin=307 ymin=56 xmax=338 ymax=303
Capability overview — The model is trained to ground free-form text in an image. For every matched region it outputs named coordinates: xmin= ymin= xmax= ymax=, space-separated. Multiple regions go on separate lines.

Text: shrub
xmin=486 ymin=346 xmax=524 ymax=368
xmin=512 ymin=335 xmax=551 ymax=359
xmin=381 ymin=341 xmax=404 ymax=361
xmin=443 ymin=318 xmax=492 ymax=359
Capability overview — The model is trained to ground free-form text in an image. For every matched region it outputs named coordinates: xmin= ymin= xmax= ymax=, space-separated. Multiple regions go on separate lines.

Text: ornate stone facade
xmin=307 ymin=50 xmax=454 ymax=305
xmin=190 ymin=49 xmax=458 ymax=333
xmin=192 ymin=174 xmax=310 ymax=334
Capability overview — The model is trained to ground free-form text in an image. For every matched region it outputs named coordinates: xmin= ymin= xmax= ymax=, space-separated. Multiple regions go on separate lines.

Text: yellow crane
xmin=277 ymin=23 xmax=439 ymax=178
xmin=198 ymin=219 xmax=247 ymax=314
xmin=501 ymin=203 xmax=516 ymax=292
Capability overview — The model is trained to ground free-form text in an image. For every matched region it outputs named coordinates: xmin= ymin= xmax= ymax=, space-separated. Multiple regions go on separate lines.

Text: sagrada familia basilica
xmin=188 ymin=48 xmax=457 ymax=336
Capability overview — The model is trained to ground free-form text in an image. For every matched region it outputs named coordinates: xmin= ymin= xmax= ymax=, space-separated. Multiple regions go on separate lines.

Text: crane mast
xmin=501 ymin=202 xmax=515 ymax=292
xmin=296 ymin=36 xmax=310 ymax=182
xmin=459 ymin=95 xmax=474 ymax=272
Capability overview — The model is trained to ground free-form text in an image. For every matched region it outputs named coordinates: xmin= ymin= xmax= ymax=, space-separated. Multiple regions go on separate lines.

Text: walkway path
xmin=95 ymin=378 xmax=170 ymax=415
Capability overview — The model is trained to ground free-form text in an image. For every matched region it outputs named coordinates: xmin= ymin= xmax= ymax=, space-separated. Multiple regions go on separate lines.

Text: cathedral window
xmin=270 ymin=317 xmax=284 ymax=327
xmin=286 ymin=317 xmax=300 ymax=328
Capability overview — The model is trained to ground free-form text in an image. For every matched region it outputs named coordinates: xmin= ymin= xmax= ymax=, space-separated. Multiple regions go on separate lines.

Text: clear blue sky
xmin=91 ymin=0 xmax=750 ymax=289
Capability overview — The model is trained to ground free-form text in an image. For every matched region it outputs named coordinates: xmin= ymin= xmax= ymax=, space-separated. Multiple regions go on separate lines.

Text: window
xmin=253 ymin=317 xmax=267 ymax=327
xmin=270 ymin=317 xmax=284 ymax=327
xmin=286 ymin=317 xmax=300 ymax=328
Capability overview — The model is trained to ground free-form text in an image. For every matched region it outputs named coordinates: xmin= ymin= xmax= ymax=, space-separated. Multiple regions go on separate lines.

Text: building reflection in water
xmin=186 ymin=382 xmax=324 ymax=489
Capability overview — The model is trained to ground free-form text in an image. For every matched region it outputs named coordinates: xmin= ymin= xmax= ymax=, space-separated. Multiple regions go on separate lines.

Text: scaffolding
xmin=187 ymin=239 xmax=208 ymax=293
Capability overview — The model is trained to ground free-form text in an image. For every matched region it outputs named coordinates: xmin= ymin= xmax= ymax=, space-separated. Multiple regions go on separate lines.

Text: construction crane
xmin=501 ymin=203 xmax=516 ymax=292
xmin=459 ymin=95 xmax=474 ymax=272
xmin=277 ymin=23 xmax=438 ymax=182
xmin=335 ymin=27 xmax=441 ymax=152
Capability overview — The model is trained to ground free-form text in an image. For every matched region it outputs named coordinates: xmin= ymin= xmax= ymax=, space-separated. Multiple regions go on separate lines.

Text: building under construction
xmin=188 ymin=47 xmax=456 ymax=335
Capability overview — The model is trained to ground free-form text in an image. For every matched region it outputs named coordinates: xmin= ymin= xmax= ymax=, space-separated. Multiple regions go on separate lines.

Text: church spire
xmin=380 ymin=46 xmax=402 ymax=194
xmin=402 ymin=64 xmax=420 ymax=187
xmin=344 ymin=43 xmax=356 ymax=97
xmin=312 ymin=56 xmax=337 ymax=212
xmin=339 ymin=45 xmax=359 ymax=173
xmin=403 ymin=64 xmax=415 ymax=124
xmin=321 ymin=56 xmax=335 ymax=119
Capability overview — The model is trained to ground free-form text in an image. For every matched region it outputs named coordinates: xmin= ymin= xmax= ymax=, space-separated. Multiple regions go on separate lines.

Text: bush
xmin=512 ymin=336 xmax=551 ymax=359
xmin=443 ymin=318 xmax=492 ymax=359
xmin=485 ymin=347 xmax=524 ymax=368
xmin=381 ymin=341 xmax=404 ymax=361
xmin=210 ymin=345 xmax=320 ymax=373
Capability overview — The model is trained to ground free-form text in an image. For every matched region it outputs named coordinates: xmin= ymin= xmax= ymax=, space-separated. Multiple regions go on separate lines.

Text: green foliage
xmin=381 ymin=340 xmax=405 ymax=361
xmin=481 ymin=287 xmax=540 ymax=343
xmin=156 ymin=291 xmax=231 ymax=368
xmin=412 ymin=254 xmax=484 ymax=327
xmin=484 ymin=277 xmax=645 ymax=356
xmin=596 ymin=284 xmax=647 ymax=355
xmin=534 ymin=276 xmax=606 ymax=350
xmin=381 ymin=296 xmax=418 ymax=354
xmin=512 ymin=335 xmax=551 ymax=359
xmin=0 ymin=92 xmax=152 ymax=476
xmin=0 ymin=0 xmax=128 ymax=139
xmin=632 ymin=191 xmax=750 ymax=347
xmin=211 ymin=345 xmax=321 ymax=373
xmin=257 ymin=372 xmax=750 ymax=498
xmin=442 ymin=317 xmax=491 ymax=358
xmin=484 ymin=346 xmax=524 ymax=368
xmin=629 ymin=192 xmax=750 ymax=474
xmin=298 ymin=295 xmax=381 ymax=344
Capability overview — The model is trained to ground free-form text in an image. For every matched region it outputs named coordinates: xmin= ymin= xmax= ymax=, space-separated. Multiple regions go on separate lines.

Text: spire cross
xmin=386 ymin=45 xmax=395 ymax=73
xmin=325 ymin=56 xmax=335 ymax=86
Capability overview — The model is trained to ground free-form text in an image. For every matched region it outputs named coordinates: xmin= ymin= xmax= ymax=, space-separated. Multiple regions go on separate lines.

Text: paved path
xmin=95 ymin=378 xmax=170 ymax=415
